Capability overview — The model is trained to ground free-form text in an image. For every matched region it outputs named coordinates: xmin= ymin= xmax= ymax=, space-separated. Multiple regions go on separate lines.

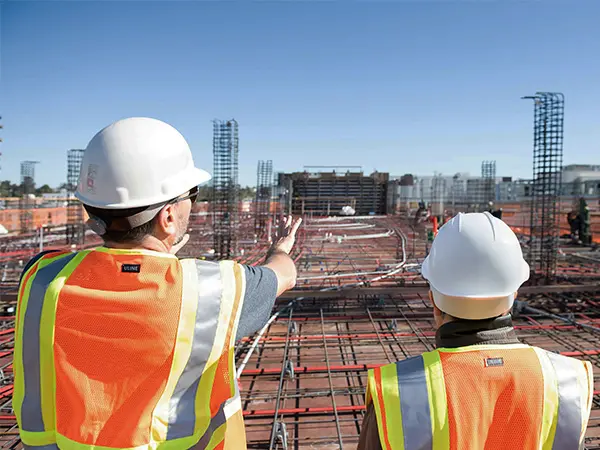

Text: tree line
xmin=0 ymin=180 xmax=55 ymax=197
xmin=0 ymin=181 xmax=257 ymax=200
xmin=196 ymin=185 xmax=256 ymax=201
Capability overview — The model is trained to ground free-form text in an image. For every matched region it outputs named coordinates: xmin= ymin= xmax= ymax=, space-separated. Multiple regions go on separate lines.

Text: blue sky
xmin=2 ymin=0 xmax=599 ymax=188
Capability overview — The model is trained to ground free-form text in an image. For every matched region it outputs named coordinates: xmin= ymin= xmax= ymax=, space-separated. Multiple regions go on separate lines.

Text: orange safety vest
xmin=367 ymin=344 xmax=593 ymax=450
xmin=14 ymin=247 xmax=247 ymax=450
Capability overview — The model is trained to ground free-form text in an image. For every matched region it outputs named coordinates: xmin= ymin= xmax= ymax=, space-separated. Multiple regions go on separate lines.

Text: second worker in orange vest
xmin=14 ymin=117 xmax=301 ymax=449
xmin=358 ymin=212 xmax=593 ymax=450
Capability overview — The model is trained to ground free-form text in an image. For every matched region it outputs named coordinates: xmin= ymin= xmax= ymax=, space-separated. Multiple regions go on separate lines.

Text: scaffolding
xmin=212 ymin=119 xmax=239 ymax=259
xmin=66 ymin=149 xmax=85 ymax=246
xmin=523 ymin=92 xmax=564 ymax=282
xmin=19 ymin=161 xmax=39 ymax=234
xmin=255 ymin=160 xmax=273 ymax=234
xmin=481 ymin=160 xmax=497 ymax=208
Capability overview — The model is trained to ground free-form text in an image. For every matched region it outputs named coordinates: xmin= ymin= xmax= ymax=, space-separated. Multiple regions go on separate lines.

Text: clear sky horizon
xmin=2 ymin=0 xmax=599 ymax=188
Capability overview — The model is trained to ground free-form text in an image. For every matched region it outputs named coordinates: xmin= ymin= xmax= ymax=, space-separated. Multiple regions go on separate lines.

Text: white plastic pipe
xmin=236 ymin=225 xmax=409 ymax=377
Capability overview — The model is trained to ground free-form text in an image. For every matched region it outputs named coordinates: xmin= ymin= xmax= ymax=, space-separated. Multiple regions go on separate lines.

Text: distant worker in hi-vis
xmin=358 ymin=212 xmax=593 ymax=450
xmin=14 ymin=117 xmax=301 ymax=449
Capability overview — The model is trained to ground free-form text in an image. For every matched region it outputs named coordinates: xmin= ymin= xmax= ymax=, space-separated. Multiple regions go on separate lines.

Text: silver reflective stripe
xmin=167 ymin=260 xmax=223 ymax=439
xmin=191 ymin=399 xmax=229 ymax=449
xmin=23 ymin=444 xmax=59 ymax=449
xmin=547 ymin=352 xmax=583 ymax=450
xmin=21 ymin=253 xmax=76 ymax=432
xmin=396 ymin=355 xmax=433 ymax=450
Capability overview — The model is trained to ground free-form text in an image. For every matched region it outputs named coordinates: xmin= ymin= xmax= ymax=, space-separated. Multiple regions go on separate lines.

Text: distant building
xmin=561 ymin=164 xmax=600 ymax=197
xmin=278 ymin=170 xmax=389 ymax=216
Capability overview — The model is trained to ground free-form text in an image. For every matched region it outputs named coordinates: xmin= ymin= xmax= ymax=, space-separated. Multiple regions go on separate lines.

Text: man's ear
xmin=155 ymin=204 xmax=177 ymax=237
xmin=428 ymin=290 xmax=435 ymax=306
xmin=429 ymin=291 xmax=443 ymax=317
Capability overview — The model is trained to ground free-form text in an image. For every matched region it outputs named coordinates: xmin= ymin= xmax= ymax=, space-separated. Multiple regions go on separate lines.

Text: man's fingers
xmin=290 ymin=217 xmax=303 ymax=236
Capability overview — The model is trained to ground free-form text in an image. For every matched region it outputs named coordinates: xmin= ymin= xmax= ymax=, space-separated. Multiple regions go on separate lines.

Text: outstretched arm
xmin=264 ymin=216 xmax=302 ymax=297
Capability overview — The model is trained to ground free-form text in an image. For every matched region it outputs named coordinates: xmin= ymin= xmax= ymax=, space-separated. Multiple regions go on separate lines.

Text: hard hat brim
xmin=422 ymin=256 xmax=530 ymax=299
xmin=75 ymin=166 xmax=212 ymax=209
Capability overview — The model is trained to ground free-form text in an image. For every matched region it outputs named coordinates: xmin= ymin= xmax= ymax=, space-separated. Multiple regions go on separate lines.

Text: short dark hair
xmin=84 ymin=205 xmax=158 ymax=244
xmin=102 ymin=218 xmax=157 ymax=244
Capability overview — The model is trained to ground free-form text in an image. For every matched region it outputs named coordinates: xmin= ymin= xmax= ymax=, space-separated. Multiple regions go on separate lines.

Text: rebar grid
xmin=481 ymin=160 xmax=497 ymax=207
xmin=0 ymin=215 xmax=597 ymax=447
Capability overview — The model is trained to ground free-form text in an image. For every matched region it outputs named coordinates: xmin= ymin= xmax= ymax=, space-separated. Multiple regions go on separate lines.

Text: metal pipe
xmin=320 ymin=308 xmax=344 ymax=448
xmin=268 ymin=307 xmax=294 ymax=450
xmin=517 ymin=301 xmax=600 ymax=334
xmin=241 ymin=346 xmax=600 ymax=376
xmin=237 ymin=222 xmax=409 ymax=376
xmin=244 ymin=405 xmax=366 ymax=417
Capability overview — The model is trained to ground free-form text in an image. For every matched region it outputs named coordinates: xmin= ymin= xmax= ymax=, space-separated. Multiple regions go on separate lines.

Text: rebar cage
xmin=523 ymin=92 xmax=564 ymax=281
xmin=212 ymin=119 xmax=240 ymax=259
xmin=255 ymin=160 xmax=273 ymax=234
xmin=19 ymin=161 xmax=38 ymax=234
xmin=66 ymin=149 xmax=85 ymax=246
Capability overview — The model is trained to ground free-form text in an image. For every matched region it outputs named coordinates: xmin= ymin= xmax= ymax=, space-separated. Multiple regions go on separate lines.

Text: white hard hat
xmin=75 ymin=117 xmax=211 ymax=209
xmin=421 ymin=212 xmax=530 ymax=320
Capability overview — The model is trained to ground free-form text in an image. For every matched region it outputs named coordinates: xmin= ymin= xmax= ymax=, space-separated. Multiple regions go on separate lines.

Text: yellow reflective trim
xmin=436 ymin=343 xmax=529 ymax=353
xmin=93 ymin=246 xmax=177 ymax=258
xmin=13 ymin=267 xmax=37 ymax=423
xmin=380 ymin=363 xmax=404 ymax=450
xmin=367 ymin=368 xmax=391 ymax=450
xmin=228 ymin=263 xmax=244 ymax=398
xmin=151 ymin=259 xmax=200 ymax=441
xmin=230 ymin=262 xmax=245 ymax=346
xmin=422 ymin=350 xmax=449 ymax=449
xmin=533 ymin=347 xmax=559 ymax=450
xmin=580 ymin=360 xmax=594 ymax=446
xmin=55 ymin=432 xmax=199 ymax=450
xmin=195 ymin=358 xmax=220 ymax=437
xmin=39 ymin=251 xmax=90 ymax=431
xmin=14 ymin=252 xmax=71 ymax=428
xmin=205 ymin=420 xmax=228 ymax=450
xmin=18 ymin=429 xmax=56 ymax=446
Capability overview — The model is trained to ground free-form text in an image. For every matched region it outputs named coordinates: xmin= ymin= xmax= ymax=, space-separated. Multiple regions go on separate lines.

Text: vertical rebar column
xmin=481 ymin=160 xmax=496 ymax=209
xmin=255 ymin=160 xmax=273 ymax=233
xmin=212 ymin=119 xmax=239 ymax=259
xmin=522 ymin=92 xmax=564 ymax=282
xmin=19 ymin=161 xmax=39 ymax=234
xmin=66 ymin=149 xmax=85 ymax=246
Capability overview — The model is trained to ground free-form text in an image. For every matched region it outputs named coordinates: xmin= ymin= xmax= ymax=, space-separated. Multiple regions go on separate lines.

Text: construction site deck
xmin=0 ymin=209 xmax=598 ymax=449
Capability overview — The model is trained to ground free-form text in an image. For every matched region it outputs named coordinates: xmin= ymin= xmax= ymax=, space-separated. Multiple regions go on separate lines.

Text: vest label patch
xmin=485 ymin=357 xmax=504 ymax=367
xmin=122 ymin=264 xmax=141 ymax=273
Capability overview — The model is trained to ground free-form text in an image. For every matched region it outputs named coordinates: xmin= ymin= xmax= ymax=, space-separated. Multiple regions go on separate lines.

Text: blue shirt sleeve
xmin=235 ymin=265 xmax=278 ymax=341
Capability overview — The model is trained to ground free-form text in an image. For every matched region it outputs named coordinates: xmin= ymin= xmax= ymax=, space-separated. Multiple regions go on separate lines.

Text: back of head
xmin=421 ymin=212 xmax=530 ymax=320
xmin=75 ymin=117 xmax=210 ymax=238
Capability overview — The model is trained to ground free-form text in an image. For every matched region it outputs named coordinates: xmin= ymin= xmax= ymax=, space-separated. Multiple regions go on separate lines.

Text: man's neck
xmin=104 ymin=236 xmax=171 ymax=253
xmin=435 ymin=315 xmax=519 ymax=349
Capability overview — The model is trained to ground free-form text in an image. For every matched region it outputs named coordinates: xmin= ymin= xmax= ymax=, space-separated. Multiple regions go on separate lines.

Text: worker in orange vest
xmin=358 ymin=212 xmax=593 ymax=450
xmin=14 ymin=117 xmax=301 ymax=449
